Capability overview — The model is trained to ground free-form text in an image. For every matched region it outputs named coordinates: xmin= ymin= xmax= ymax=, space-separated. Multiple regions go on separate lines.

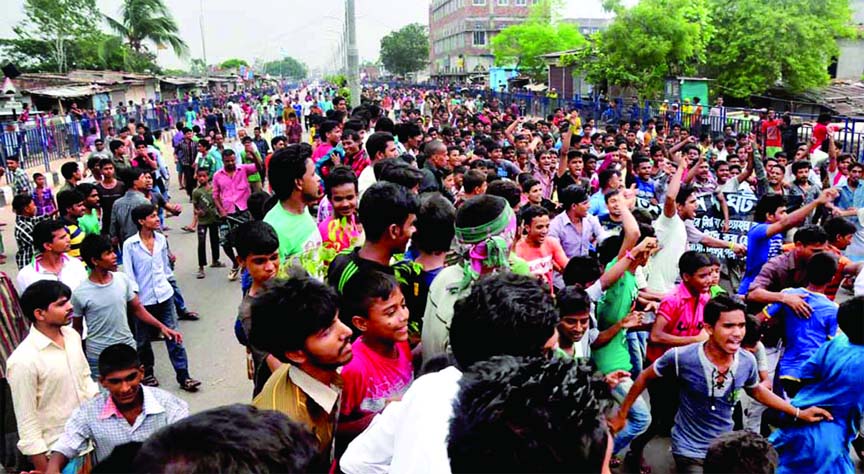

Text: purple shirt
xmin=212 ymin=164 xmax=258 ymax=213
xmin=547 ymin=211 xmax=608 ymax=258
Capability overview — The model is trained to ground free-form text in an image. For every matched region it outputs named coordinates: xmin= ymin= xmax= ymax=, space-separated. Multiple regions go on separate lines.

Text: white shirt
xmin=6 ymin=326 xmax=99 ymax=455
xmin=16 ymin=254 xmax=89 ymax=294
xmin=340 ymin=366 xmax=463 ymax=474
xmin=358 ymin=165 xmax=377 ymax=199
xmin=646 ymin=212 xmax=687 ymax=294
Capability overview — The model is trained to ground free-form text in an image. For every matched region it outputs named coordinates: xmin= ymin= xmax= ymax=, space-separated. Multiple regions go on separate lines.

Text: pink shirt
xmin=340 ymin=338 xmax=413 ymax=418
xmin=646 ymin=282 xmax=710 ymax=363
xmin=211 ymin=164 xmax=257 ymax=213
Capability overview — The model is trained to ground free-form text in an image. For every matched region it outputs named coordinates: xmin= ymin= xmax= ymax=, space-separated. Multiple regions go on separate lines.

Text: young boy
xmin=96 ymin=159 xmax=124 ymax=237
xmin=553 ymin=286 xmax=599 ymax=360
xmin=32 ymin=172 xmax=57 ymax=217
xmin=12 ymin=194 xmax=51 ymax=270
xmin=75 ymin=183 xmax=101 ymax=235
xmin=337 ymin=271 xmax=412 ymax=444
xmin=762 ymin=252 xmax=839 ymax=398
xmin=56 ymin=190 xmax=88 ymax=260
xmin=233 ymin=221 xmax=281 ymax=396
xmin=514 ymin=205 xmax=569 ymax=289
xmin=192 ymin=169 xmax=223 ymax=279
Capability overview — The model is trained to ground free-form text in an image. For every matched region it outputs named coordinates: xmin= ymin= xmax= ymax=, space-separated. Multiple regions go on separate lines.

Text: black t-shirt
xmin=326 ymin=247 xmax=394 ymax=296
xmin=555 ymin=172 xmax=590 ymax=194
xmin=96 ymin=181 xmax=126 ymax=236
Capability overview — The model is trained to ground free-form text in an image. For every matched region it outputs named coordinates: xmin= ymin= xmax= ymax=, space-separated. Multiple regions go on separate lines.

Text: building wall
xmin=835 ymin=0 xmax=864 ymax=81
xmin=429 ymin=0 xmax=536 ymax=76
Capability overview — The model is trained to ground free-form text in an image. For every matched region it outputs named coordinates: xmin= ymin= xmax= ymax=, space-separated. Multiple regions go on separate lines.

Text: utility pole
xmin=346 ymin=0 xmax=360 ymax=107
xmin=199 ymin=0 xmax=208 ymax=79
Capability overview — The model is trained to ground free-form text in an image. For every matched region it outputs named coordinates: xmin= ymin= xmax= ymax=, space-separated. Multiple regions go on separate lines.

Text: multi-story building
xmin=429 ymin=0 xmax=537 ymax=82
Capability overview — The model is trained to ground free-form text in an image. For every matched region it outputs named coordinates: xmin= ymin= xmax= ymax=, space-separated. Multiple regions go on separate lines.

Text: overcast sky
xmin=2 ymin=0 xmax=615 ymax=71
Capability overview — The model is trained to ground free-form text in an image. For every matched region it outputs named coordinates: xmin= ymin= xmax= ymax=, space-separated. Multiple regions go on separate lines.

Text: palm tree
xmin=105 ymin=0 xmax=188 ymax=58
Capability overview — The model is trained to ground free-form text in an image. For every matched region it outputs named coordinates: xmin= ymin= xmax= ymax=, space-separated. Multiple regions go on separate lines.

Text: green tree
xmin=704 ymin=0 xmax=855 ymax=98
xmin=105 ymin=0 xmax=188 ymax=57
xmin=189 ymin=58 xmax=208 ymax=76
xmin=8 ymin=0 xmax=99 ymax=72
xmin=261 ymin=57 xmax=308 ymax=79
xmin=380 ymin=23 xmax=429 ymax=76
xmin=491 ymin=23 xmax=585 ymax=83
xmin=220 ymin=58 xmax=249 ymax=70
xmin=570 ymin=0 xmax=713 ymax=98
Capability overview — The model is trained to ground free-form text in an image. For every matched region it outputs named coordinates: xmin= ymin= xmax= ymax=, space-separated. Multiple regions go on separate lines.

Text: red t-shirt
xmin=761 ymin=119 xmax=783 ymax=147
xmin=340 ymin=338 xmax=413 ymax=418
xmin=515 ymin=236 xmax=569 ymax=288
xmin=810 ymin=123 xmax=829 ymax=153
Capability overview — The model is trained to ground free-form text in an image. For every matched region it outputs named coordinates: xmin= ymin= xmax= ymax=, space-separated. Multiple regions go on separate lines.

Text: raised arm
xmin=765 ymin=188 xmax=838 ymax=237
xmin=663 ymin=152 xmax=686 ymax=218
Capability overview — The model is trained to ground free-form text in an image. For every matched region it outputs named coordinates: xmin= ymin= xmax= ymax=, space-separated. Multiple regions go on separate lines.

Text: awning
xmin=25 ymin=85 xmax=106 ymax=99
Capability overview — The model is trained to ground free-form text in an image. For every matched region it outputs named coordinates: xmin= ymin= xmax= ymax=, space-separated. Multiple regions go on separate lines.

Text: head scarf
xmin=452 ymin=204 xmax=517 ymax=291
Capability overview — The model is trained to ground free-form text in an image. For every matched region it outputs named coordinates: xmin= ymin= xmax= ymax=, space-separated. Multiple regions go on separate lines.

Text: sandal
xmin=180 ymin=378 xmax=201 ymax=392
xmin=181 ymin=225 xmax=195 ymax=233
xmin=142 ymin=375 xmax=160 ymax=387
xmin=196 ymin=269 xmax=205 ymax=279
xmin=178 ymin=311 xmax=200 ymax=321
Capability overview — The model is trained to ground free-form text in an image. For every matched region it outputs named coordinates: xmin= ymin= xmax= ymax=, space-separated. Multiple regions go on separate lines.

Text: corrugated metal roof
xmin=798 ymin=81 xmax=864 ymax=117
xmin=24 ymin=84 xmax=107 ymax=98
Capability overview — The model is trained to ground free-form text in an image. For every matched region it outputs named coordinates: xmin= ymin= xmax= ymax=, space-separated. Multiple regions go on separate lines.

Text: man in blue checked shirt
xmin=46 ymin=344 xmax=188 ymax=472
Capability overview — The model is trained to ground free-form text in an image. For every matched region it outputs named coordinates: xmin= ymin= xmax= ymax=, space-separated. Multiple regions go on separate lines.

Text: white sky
xmin=1 ymin=0 xmax=616 ymax=71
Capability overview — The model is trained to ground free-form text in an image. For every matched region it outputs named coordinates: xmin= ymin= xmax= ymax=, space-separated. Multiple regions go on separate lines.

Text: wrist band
xmin=728 ymin=242 xmax=735 ymax=251
xmin=795 ymin=407 xmax=800 ymax=420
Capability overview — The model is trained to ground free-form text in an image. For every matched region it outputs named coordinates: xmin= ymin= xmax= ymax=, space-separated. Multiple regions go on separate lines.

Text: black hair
xmin=366 ymin=132 xmax=395 ymax=160
xmin=358 ymin=182 xmax=420 ymax=242
xmin=520 ymin=177 xmax=541 ymax=194
xmin=98 ymin=158 xmax=114 ymax=170
xmin=703 ymin=294 xmax=746 ymax=327
xmin=838 ymin=297 xmax=864 ymax=345
xmin=377 ymin=159 xmax=425 ymax=189
xmin=109 ymin=139 xmax=124 ymax=153
xmin=374 ymin=117 xmax=395 ymax=134
xmin=319 ymin=120 xmax=341 ymax=138
xmin=793 ymin=225 xmax=828 ymax=246
xmin=559 ymin=185 xmax=589 ymax=210
xmin=60 ymin=162 xmax=79 ymax=180
xmin=603 ymin=188 xmax=621 ymax=204
xmin=92 ymin=442 xmax=141 ymax=473
xmin=412 ymin=193 xmax=456 ymax=254
xmin=598 ymin=169 xmax=619 ymax=190
xmin=134 ymin=404 xmax=320 ymax=474
xmin=340 ymin=271 xmax=400 ymax=326
xmin=463 ymin=170 xmax=487 ymax=194
xmin=484 ymin=180 xmax=521 ymax=209
xmin=222 ymin=149 xmax=235 ymax=158
xmin=131 ymin=203 xmax=156 ymax=229
xmin=118 ymin=167 xmax=151 ymax=189
xmin=450 ymin=273 xmax=558 ymax=369
xmin=741 ymin=313 xmax=762 ymax=348
xmin=33 ymin=219 xmax=67 ymax=253
xmin=679 ymin=250 xmax=713 ymax=277
xmin=98 ymin=343 xmax=140 ymax=378
xmin=520 ymin=205 xmax=549 ymax=228
xmin=76 ymin=182 xmax=97 ymax=200
xmin=270 ymin=135 xmax=287 ymax=149
xmin=395 ymin=122 xmax=422 ymax=143
xmin=448 ymin=355 xmax=611 ymax=473
xmin=56 ymin=189 xmax=84 ymax=215
xmin=86 ymin=156 xmax=102 ymax=171
xmin=675 ymin=184 xmax=696 ymax=206
xmin=233 ymin=221 xmax=279 ymax=260
xmin=791 ymin=160 xmax=811 ymax=174
xmin=704 ymin=430 xmax=779 ymax=474
xmin=557 ymin=286 xmax=591 ymax=317
xmin=823 ymin=217 xmax=856 ymax=243
xmin=753 ymin=194 xmax=787 ymax=223
xmin=324 ymin=166 xmax=358 ymax=198
xmin=563 ymin=256 xmax=603 ymax=287
xmin=597 ymin=234 xmax=623 ymax=265
xmin=268 ymin=143 xmax=313 ymax=201
xmin=250 ymin=276 xmax=340 ymax=361
xmin=805 ymin=252 xmax=837 ymax=286
xmin=20 ymin=280 xmax=71 ymax=323
xmin=12 ymin=194 xmax=33 ymax=214
xmin=80 ymin=234 xmax=114 ymax=269
xmin=247 ymin=191 xmax=271 ymax=221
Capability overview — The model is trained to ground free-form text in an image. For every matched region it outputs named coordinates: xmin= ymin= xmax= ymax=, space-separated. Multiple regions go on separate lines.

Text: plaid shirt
xmin=11 ymin=168 xmax=33 ymax=196
xmin=14 ymin=214 xmax=50 ymax=270
xmin=51 ymin=386 xmax=188 ymax=463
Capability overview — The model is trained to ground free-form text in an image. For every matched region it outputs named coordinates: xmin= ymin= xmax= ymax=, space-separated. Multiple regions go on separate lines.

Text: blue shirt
xmin=738 ymin=223 xmax=784 ymax=295
xmin=588 ymin=190 xmax=609 ymax=218
xmin=654 ymin=342 xmax=759 ymax=459
xmin=834 ymin=182 xmax=864 ymax=211
xmin=122 ymin=232 xmax=174 ymax=306
xmin=765 ymin=288 xmax=838 ymax=380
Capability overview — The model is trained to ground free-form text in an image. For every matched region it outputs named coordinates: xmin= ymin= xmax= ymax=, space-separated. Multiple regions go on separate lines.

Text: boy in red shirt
xmin=515 ymin=205 xmax=569 ymax=289
xmin=337 ymin=271 xmax=413 ymax=446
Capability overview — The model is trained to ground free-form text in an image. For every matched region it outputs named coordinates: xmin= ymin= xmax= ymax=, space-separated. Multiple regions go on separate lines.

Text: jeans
xmin=168 ymin=277 xmax=188 ymax=315
xmin=610 ymin=377 xmax=651 ymax=454
xmin=629 ymin=376 xmax=680 ymax=459
xmin=136 ymin=298 xmax=190 ymax=384
xmin=626 ymin=330 xmax=648 ymax=379
xmin=197 ymin=223 xmax=221 ymax=267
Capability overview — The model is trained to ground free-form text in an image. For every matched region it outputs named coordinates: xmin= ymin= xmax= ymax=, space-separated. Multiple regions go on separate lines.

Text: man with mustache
xmin=251 ymin=276 xmax=353 ymax=465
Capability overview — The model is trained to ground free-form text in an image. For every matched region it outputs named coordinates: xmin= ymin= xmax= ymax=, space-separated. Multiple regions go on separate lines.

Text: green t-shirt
xmin=263 ymin=203 xmax=321 ymax=261
xmin=192 ymin=186 xmax=220 ymax=226
xmin=592 ymin=258 xmax=638 ymax=374
xmin=240 ymin=151 xmax=262 ymax=183
xmin=78 ymin=209 xmax=101 ymax=235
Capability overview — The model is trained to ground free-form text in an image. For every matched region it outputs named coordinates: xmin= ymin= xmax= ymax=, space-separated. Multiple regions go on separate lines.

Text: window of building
xmin=473 ymin=0 xmax=486 ymax=5
xmin=498 ymin=0 xmax=508 ymax=4
xmin=473 ymin=30 xmax=486 ymax=45
xmin=515 ymin=0 xmax=526 ymax=5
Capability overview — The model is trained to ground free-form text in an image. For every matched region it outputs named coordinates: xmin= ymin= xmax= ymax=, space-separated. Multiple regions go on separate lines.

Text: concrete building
xmin=561 ymin=17 xmax=611 ymax=37
xmin=835 ymin=0 xmax=864 ymax=81
xmin=429 ymin=0 xmax=537 ymax=82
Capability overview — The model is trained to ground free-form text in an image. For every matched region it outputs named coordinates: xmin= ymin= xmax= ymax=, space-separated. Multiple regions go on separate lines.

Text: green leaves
xmin=105 ymin=0 xmax=188 ymax=58
xmin=263 ymin=57 xmax=308 ymax=80
xmin=380 ymin=23 xmax=429 ymax=76
xmin=220 ymin=58 xmax=250 ymax=70
xmin=491 ymin=21 xmax=585 ymax=83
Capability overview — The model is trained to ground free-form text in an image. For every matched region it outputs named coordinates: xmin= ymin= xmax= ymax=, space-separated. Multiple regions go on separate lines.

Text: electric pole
xmin=346 ymin=0 xmax=360 ymax=107
xmin=199 ymin=0 xmax=208 ymax=79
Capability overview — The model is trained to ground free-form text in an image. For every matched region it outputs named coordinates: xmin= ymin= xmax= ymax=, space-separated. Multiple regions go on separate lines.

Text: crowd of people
xmin=0 ymin=82 xmax=863 ymax=473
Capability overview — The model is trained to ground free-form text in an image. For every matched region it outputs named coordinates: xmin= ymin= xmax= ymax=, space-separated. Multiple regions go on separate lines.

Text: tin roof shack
xmin=541 ymin=49 xmax=592 ymax=100
xmin=208 ymin=75 xmax=238 ymax=94
xmin=159 ymin=76 xmax=204 ymax=100
xmin=67 ymin=70 xmax=160 ymax=107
